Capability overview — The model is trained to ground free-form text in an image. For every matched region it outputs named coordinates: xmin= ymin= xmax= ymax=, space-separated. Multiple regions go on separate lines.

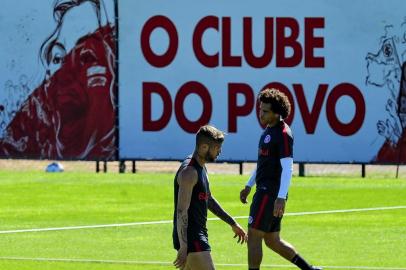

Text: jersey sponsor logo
xmin=258 ymin=148 xmax=269 ymax=156
xmin=264 ymin=134 xmax=271 ymax=144
xmin=198 ymin=192 xmax=210 ymax=201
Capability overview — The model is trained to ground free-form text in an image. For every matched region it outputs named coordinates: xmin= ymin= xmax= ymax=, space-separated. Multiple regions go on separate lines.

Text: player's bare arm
xmin=208 ymin=194 xmax=248 ymax=244
xmin=239 ymin=186 xmax=251 ymax=204
xmin=240 ymin=168 xmax=256 ymax=204
xmin=173 ymin=167 xmax=198 ymax=269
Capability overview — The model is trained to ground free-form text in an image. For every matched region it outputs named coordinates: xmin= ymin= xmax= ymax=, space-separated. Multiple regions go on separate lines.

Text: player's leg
xmin=264 ymin=231 xmax=296 ymax=260
xmin=248 ymin=228 xmax=264 ymax=269
xmin=247 ymin=190 xmax=268 ymax=270
xmin=264 ymin=231 xmax=321 ymax=270
xmin=183 ymin=260 xmax=192 ymax=270
xmin=186 ymin=251 xmax=215 ymax=270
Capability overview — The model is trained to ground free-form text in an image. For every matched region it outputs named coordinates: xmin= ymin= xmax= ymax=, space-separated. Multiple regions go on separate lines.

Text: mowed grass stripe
xmin=0 ymin=257 xmax=405 ymax=270
xmin=0 ymin=205 xmax=405 ymax=234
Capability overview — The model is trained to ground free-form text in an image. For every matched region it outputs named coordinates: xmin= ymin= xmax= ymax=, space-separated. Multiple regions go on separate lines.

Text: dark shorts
xmin=248 ymin=190 xmax=282 ymax=233
xmin=173 ymin=231 xmax=211 ymax=253
xmin=187 ymin=233 xmax=211 ymax=253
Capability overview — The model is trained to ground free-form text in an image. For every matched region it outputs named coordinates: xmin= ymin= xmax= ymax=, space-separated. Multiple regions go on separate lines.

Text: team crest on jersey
xmin=248 ymin=216 xmax=253 ymax=224
xmin=264 ymin=135 xmax=271 ymax=143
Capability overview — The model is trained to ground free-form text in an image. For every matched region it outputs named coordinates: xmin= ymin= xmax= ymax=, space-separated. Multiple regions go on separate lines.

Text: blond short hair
xmin=196 ymin=125 xmax=225 ymax=146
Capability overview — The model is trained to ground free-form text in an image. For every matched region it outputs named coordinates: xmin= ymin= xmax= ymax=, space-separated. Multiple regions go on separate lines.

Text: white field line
xmin=0 ymin=257 xmax=405 ymax=270
xmin=0 ymin=205 xmax=405 ymax=235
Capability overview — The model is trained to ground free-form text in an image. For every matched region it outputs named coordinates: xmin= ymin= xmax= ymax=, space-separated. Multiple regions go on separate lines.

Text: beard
xmin=205 ymin=151 xmax=216 ymax=162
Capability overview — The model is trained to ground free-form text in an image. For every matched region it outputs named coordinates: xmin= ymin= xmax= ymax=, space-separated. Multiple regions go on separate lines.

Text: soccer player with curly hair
xmin=239 ymin=88 xmax=322 ymax=270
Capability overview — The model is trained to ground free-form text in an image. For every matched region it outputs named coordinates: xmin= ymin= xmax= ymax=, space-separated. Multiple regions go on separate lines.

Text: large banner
xmin=119 ymin=0 xmax=406 ymax=163
xmin=0 ymin=0 xmax=117 ymax=160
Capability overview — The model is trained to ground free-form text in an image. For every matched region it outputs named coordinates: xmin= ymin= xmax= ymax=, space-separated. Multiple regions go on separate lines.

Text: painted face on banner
xmin=0 ymin=0 xmax=117 ymax=160
xmin=44 ymin=20 xmax=116 ymax=158
xmin=46 ymin=2 xmax=101 ymax=77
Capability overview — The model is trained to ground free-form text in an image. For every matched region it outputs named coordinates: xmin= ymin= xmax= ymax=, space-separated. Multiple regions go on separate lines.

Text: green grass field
xmin=0 ymin=171 xmax=405 ymax=270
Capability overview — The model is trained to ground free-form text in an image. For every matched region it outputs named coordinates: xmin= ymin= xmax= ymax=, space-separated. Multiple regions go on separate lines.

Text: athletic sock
xmin=249 ymin=268 xmax=259 ymax=270
xmin=291 ymin=254 xmax=313 ymax=270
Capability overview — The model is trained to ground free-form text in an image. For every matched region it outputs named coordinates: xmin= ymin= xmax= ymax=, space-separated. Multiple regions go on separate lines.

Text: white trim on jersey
xmin=278 ymin=157 xmax=293 ymax=199
xmin=245 ymin=168 xmax=257 ymax=188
